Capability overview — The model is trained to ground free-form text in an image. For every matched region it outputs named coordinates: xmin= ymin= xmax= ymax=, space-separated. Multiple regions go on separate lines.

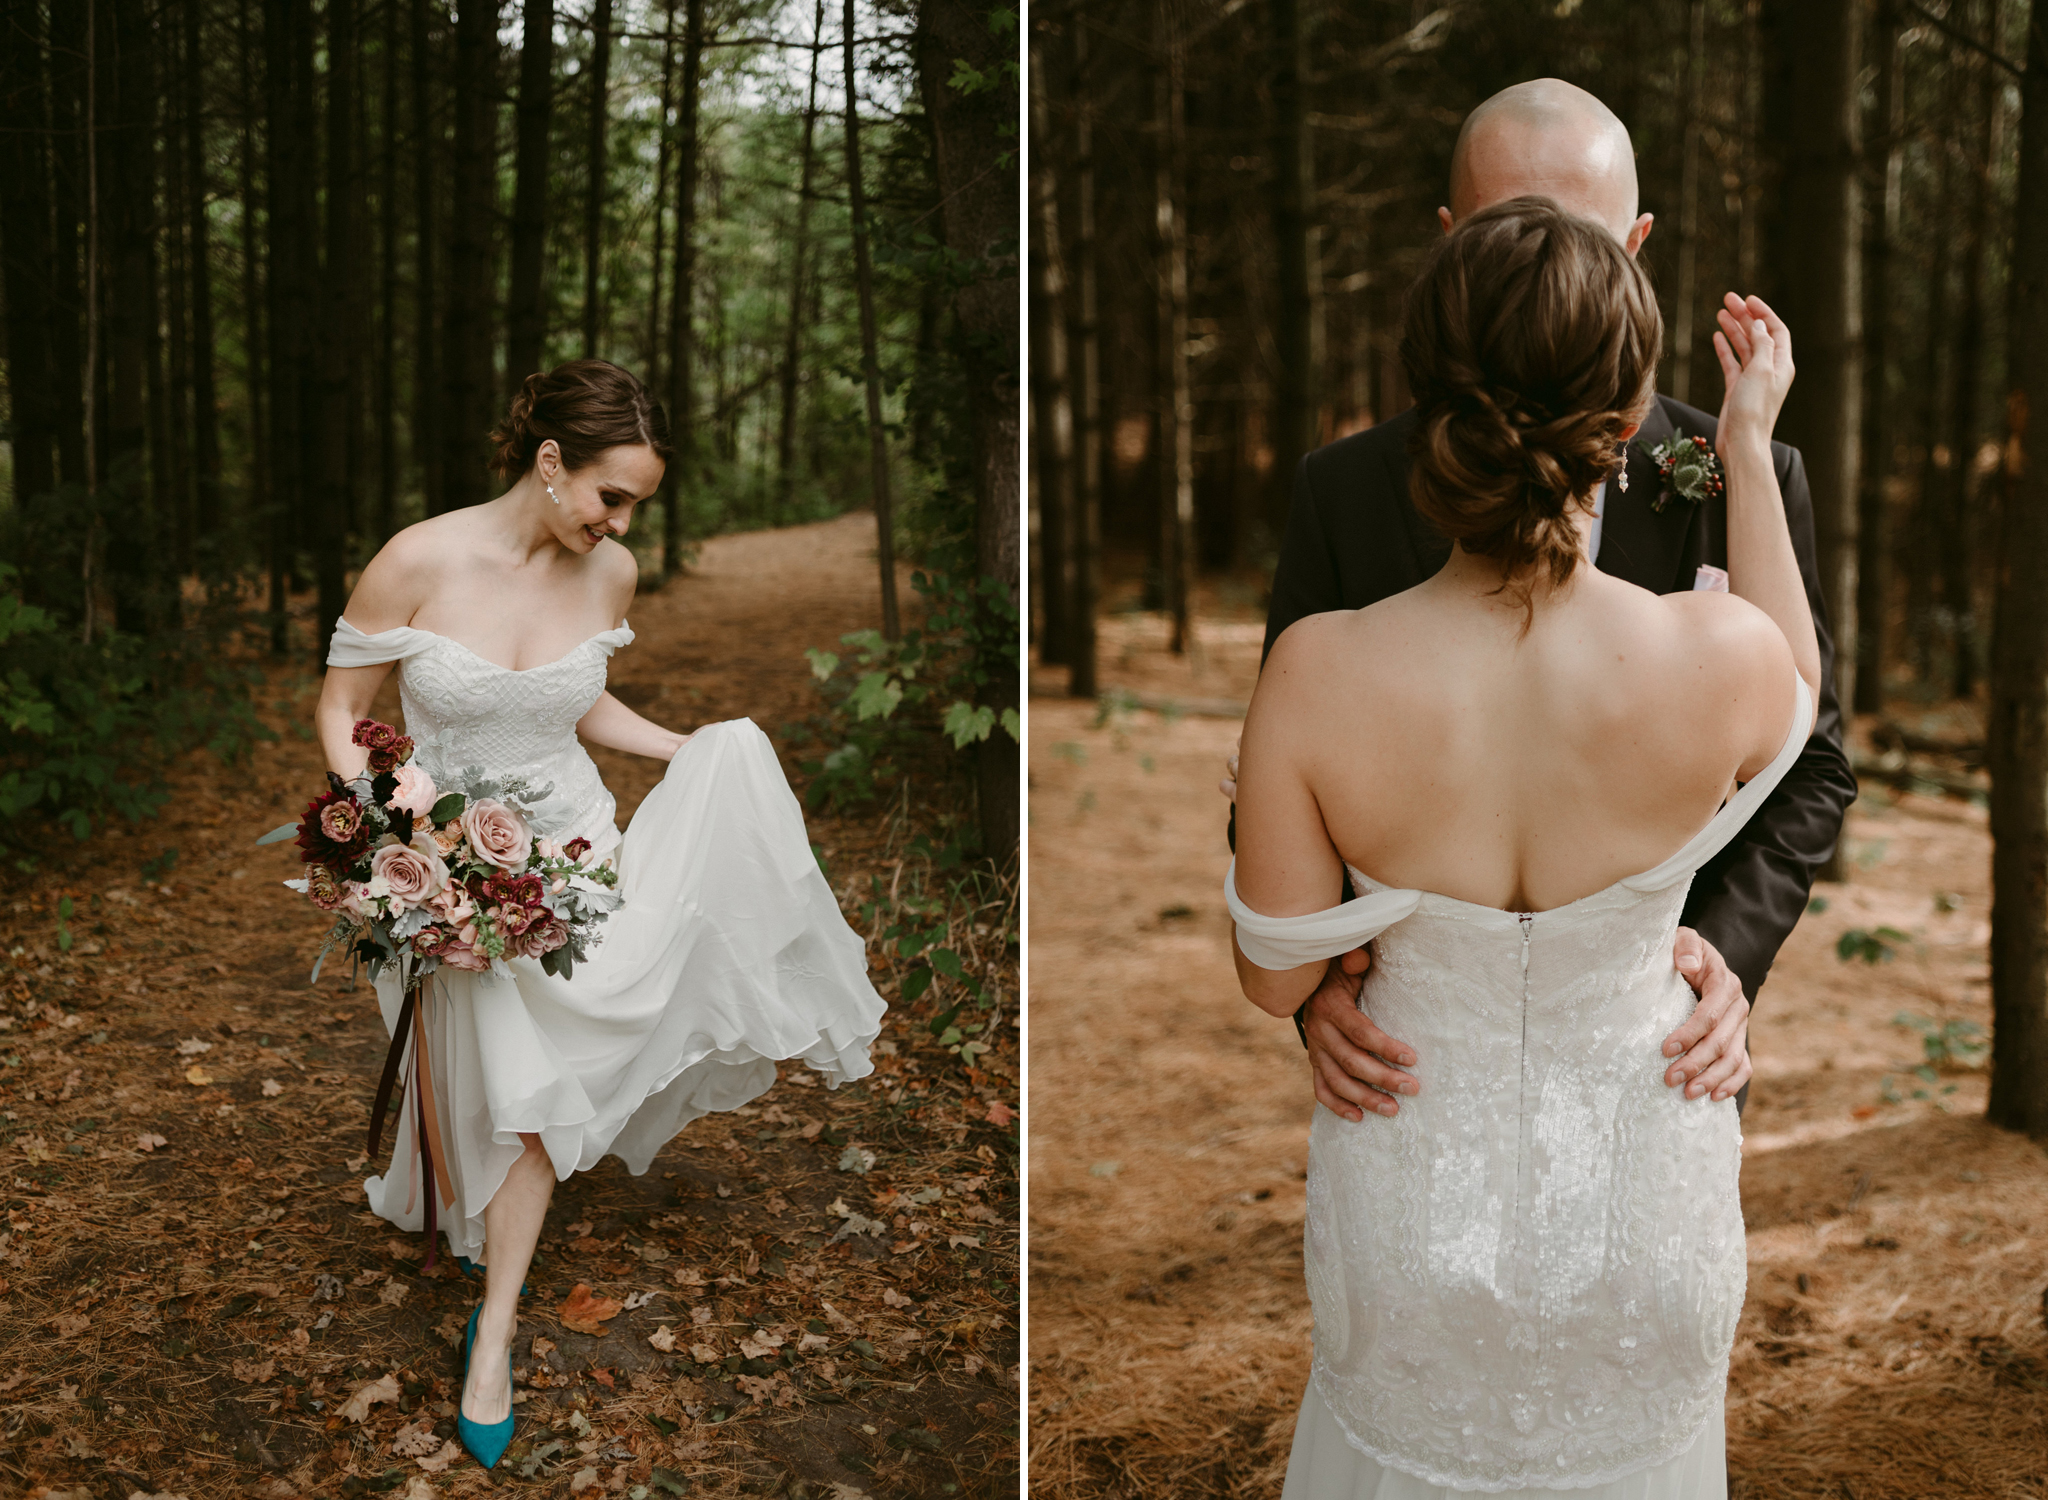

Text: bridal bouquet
xmin=258 ymin=718 xmax=623 ymax=985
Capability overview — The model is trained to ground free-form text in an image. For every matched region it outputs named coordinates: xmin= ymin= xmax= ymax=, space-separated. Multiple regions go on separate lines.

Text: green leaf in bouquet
xmin=255 ymin=822 xmax=298 ymax=845
xmin=429 ymin=793 xmax=466 ymax=823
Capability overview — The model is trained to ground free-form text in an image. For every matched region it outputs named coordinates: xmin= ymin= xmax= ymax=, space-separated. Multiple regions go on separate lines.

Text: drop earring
xmin=545 ymin=480 xmax=561 ymax=506
xmin=1615 ymin=443 xmax=1630 ymax=493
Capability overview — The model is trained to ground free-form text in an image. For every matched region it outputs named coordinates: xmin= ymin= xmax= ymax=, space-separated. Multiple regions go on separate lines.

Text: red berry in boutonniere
xmin=1636 ymin=430 xmax=1726 ymax=515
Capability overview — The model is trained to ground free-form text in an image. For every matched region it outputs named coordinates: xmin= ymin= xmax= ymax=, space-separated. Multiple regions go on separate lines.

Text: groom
xmin=1233 ymin=79 xmax=1857 ymax=1118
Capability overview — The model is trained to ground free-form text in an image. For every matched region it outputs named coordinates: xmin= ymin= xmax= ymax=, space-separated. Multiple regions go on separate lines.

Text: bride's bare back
xmin=1240 ymin=554 xmax=1799 ymax=918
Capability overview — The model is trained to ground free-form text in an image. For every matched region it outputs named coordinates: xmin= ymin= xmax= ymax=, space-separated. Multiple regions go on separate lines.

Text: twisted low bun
xmin=1400 ymin=197 xmax=1662 ymax=608
xmin=488 ymin=359 xmax=673 ymax=478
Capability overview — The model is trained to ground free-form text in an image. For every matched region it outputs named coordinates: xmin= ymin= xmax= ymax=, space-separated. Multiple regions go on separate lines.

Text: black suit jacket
xmin=1257 ymin=394 xmax=1858 ymax=1036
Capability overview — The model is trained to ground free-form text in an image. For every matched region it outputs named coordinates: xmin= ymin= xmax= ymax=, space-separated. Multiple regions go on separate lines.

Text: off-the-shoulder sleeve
xmin=589 ymin=623 xmax=635 ymax=657
xmin=1224 ymin=861 xmax=1422 ymax=971
xmin=326 ymin=617 xmax=443 ymax=668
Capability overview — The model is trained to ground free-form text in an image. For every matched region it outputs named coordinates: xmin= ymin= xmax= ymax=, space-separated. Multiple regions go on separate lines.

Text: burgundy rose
xmin=563 ymin=836 xmax=593 ymax=862
xmin=412 ymin=924 xmax=450 ymax=958
xmin=495 ymin=903 xmax=538 ymax=938
xmin=484 ymin=872 xmax=545 ymax=910
xmin=351 ymin=719 xmax=401 ymax=753
xmin=295 ymin=788 xmax=370 ymax=867
xmin=366 ymin=733 xmax=416 ymax=776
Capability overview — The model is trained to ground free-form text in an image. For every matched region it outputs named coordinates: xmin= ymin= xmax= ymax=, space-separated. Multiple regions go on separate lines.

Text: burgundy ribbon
xmin=367 ymin=975 xmax=454 ymax=1272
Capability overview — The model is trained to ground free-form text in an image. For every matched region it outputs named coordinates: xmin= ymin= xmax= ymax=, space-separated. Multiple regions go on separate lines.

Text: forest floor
xmin=0 ymin=511 xmax=1020 ymax=1500
xmin=1026 ymin=609 xmax=2048 ymax=1500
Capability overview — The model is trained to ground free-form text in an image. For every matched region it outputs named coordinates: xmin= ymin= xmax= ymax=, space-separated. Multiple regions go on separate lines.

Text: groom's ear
xmin=1624 ymin=213 xmax=1654 ymax=258
xmin=1438 ymin=206 xmax=1455 ymax=236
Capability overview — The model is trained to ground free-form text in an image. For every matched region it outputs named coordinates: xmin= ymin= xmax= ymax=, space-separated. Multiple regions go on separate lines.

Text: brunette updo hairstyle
xmin=1401 ymin=196 xmax=1662 ymax=602
xmin=488 ymin=358 xmax=673 ymax=478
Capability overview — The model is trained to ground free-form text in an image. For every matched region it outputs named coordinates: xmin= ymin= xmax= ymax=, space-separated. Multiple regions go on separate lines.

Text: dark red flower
xmin=352 ymin=719 xmax=401 ymax=752
xmin=412 ymin=924 xmax=450 ymax=957
xmin=483 ymin=872 xmax=546 ymax=910
xmin=365 ymin=733 xmax=416 ymax=775
xmin=296 ymin=789 xmax=370 ymax=868
xmin=563 ymin=836 xmax=592 ymax=862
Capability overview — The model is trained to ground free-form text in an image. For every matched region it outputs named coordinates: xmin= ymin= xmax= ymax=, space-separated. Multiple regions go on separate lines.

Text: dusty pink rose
xmin=427 ymin=883 xmax=475 ymax=926
xmin=370 ymin=840 xmax=447 ymax=910
xmin=520 ymin=918 xmax=570 ymax=958
xmin=319 ymin=799 xmax=363 ymax=846
xmin=438 ymin=938 xmax=489 ymax=972
xmin=305 ymin=864 xmax=347 ymax=912
xmin=412 ymin=924 xmax=450 ymax=958
xmin=461 ymin=798 xmax=532 ymax=872
xmin=431 ymin=821 xmax=464 ymax=857
xmin=386 ymin=764 xmax=439 ymax=819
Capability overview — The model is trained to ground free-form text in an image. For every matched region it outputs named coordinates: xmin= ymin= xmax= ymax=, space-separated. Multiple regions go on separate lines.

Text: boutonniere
xmin=1636 ymin=430 xmax=1725 ymax=514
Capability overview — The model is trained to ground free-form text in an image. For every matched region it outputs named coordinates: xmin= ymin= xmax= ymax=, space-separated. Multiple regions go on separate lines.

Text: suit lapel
xmin=1594 ymin=397 xmax=1697 ymax=594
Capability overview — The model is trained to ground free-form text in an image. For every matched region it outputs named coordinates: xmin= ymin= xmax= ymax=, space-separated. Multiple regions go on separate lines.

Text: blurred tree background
xmin=0 ymin=0 xmax=1020 ymax=864
xmin=1029 ymin=1 xmax=2048 ymax=1128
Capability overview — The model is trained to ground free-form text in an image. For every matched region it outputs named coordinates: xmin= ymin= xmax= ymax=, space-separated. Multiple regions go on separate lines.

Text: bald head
xmin=1444 ymin=80 xmax=1648 ymax=252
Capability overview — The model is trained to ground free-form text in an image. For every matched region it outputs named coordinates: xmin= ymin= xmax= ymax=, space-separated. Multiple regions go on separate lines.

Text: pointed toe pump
xmin=457 ymin=1303 xmax=516 ymax=1469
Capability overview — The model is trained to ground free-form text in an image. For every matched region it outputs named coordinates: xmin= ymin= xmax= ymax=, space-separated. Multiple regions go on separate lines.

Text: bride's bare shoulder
xmin=344 ymin=516 xmax=468 ymax=631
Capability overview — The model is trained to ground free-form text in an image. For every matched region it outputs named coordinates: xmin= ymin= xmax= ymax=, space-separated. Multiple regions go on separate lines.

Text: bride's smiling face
xmin=535 ymin=440 xmax=667 ymax=552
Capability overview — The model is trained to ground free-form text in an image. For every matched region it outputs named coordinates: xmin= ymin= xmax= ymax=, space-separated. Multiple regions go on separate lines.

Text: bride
xmin=1228 ymin=199 xmax=1818 ymax=1497
xmin=314 ymin=359 xmax=885 ymax=1469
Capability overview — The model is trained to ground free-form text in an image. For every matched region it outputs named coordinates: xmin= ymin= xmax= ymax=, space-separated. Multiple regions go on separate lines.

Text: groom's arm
xmin=1264 ymin=453 xmax=1352 ymax=657
xmin=1679 ymin=443 xmax=1859 ymax=1018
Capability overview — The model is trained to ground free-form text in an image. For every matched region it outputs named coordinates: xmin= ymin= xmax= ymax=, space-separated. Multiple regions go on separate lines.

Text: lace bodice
xmin=328 ymin=618 xmax=633 ymax=862
xmin=1227 ymin=676 xmax=1814 ymax=1491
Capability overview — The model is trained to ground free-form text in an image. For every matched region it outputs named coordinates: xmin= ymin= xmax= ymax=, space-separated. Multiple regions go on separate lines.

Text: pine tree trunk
xmin=581 ymin=0 xmax=612 ymax=359
xmin=1268 ymin=0 xmax=1320 ymax=536
xmin=1029 ymin=25 xmax=1073 ymax=666
xmin=236 ymin=0 xmax=270 ymax=591
xmin=104 ymin=0 xmax=155 ymax=636
xmin=1855 ymin=0 xmax=1903 ymax=716
xmin=186 ymin=0 xmax=223 ymax=550
xmin=1759 ymin=0 xmax=1861 ymax=714
xmin=662 ymin=0 xmax=703 ymax=578
xmin=506 ymin=0 xmax=553 ymax=390
xmin=375 ymin=0 xmax=399 ymax=541
xmin=441 ymin=0 xmax=496 ymax=508
xmin=317 ymin=0 xmax=360 ymax=662
xmin=411 ymin=0 xmax=442 ymax=514
xmin=0 ymin=0 xmax=60 ymax=511
xmin=1152 ymin=0 xmax=1191 ymax=656
xmin=164 ymin=39 xmax=194 ymax=580
xmin=646 ymin=0 xmax=674 ymax=390
xmin=1669 ymin=0 xmax=1706 ymax=404
xmin=48 ymin=0 xmax=87 ymax=492
xmin=1069 ymin=13 xmax=1100 ymax=701
xmin=1984 ymin=0 xmax=2048 ymax=1140
xmin=774 ymin=0 xmax=825 ymax=521
xmin=846 ymin=0 xmax=899 ymax=642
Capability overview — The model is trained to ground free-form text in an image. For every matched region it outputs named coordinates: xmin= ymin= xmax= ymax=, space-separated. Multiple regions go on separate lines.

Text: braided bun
xmin=1400 ymin=197 xmax=1662 ymax=610
xmin=488 ymin=359 xmax=673 ymax=478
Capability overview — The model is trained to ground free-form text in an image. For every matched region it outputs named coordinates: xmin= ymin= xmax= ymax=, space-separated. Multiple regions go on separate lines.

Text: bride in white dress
xmin=313 ymin=359 xmax=884 ymax=1467
xmin=1227 ymin=201 xmax=1820 ymax=1497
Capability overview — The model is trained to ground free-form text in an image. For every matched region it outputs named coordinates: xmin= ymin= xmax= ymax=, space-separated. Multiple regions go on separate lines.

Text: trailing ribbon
xmin=367 ymin=975 xmax=455 ymax=1271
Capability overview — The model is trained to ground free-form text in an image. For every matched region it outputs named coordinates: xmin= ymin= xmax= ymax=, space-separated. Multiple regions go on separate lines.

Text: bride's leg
xmin=461 ymin=1132 xmax=555 ymax=1424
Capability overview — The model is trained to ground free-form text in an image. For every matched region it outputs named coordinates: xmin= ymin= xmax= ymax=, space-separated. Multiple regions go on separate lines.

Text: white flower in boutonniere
xmin=1637 ymin=430 xmax=1725 ymax=515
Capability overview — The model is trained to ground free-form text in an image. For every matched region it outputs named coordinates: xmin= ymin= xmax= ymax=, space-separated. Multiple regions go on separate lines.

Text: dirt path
xmin=1027 ymin=613 xmax=2048 ymax=1500
xmin=0 ymin=512 xmax=1019 ymax=1500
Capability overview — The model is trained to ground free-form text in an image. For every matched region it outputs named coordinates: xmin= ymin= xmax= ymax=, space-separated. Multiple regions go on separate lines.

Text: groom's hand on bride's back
xmin=1302 ymin=953 xmax=1420 ymax=1122
xmin=1662 ymin=928 xmax=1752 ymax=1103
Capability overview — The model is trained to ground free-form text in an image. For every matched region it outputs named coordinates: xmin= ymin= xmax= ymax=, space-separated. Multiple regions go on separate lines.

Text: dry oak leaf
xmin=398 ymin=1479 xmax=439 ymax=1500
xmin=260 ymin=1079 xmax=284 ymax=1097
xmin=690 ymin=1342 xmax=720 ymax=1364
xmin=183 ymin=1066 xmax=214 ymax=1087
xmin=415 ymin=1437 xmax=463 ymax=1473
xmin=882 ymin=1288 xmax=913 ymax=1309
xmin=135 ymin=1133 xmax=168 ymax=1153
xmin=337 ymin=1370 xmax=402 ymax=1423
xmin=231 ymin=1358 xmax=276 ymax=1383
xmin=797 ymin=1331 xmax=831 ymax=1353
xmin=947 ymin=1234 xmax=983 ymax=1250
xmin=647 ymin=1325 xmax=679 ymax=1353
xmin=531 ymin=1335 xmax=557 ymax=1359
xmin=377 ymin=1279 xmax=409 ymax=1307
xmin=738 ymin=1329 xmax=784 ymax=1359
xmin=984 ymin=1100 xmax=1015 ymax=1128
xmin=622 ymin=1288 xmax=657 ymax=1310
xmin=558 ymin=1282 xmax=623 ymax=1335
xmin=174 ymin=1038 xmax=212 ymax=1056
xmin=51 ymin=1312 xmax=90 ymax=1338
xmin=736 ymin=1371 xmax=795 ymax=1408
xmin=670 ymin=1266 xmax=706 ymax=1288
xmin=389 ymin=1417 xmax=443 ymax=1457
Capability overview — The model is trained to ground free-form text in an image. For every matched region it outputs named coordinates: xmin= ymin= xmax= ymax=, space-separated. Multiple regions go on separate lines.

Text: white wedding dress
xmin=1227 ymin=674 xmax=1814 ymax=1498
xmin=326 ymin=617 xmax=885 ymax=1260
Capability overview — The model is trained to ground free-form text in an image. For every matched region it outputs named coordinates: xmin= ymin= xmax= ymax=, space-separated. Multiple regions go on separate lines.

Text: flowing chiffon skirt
xmin=362 ymin=718 xmax=884 ymax=1258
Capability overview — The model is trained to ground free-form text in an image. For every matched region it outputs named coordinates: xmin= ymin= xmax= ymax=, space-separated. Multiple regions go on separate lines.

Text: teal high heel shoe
xmin=456 ymin=1303 xmax=516 ymax=1469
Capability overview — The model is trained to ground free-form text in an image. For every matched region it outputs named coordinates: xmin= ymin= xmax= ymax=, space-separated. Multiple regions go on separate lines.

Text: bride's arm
xmin=1714 ymin=293 xmax=1821 ymax=696
xmin=314 ymin=534 xmax=428 ymax=778
xmin=1232 ymin=621 xmax=1349 ymax=1018
xmin=316 ymin=665 xmax=398 ymax=779
xmin=576 ymin=692 xmax=691 ymax=762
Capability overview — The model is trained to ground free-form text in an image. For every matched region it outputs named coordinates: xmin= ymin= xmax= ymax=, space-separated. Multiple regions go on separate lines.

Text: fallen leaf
xmin=622 ymin=1289 xmax=656 ymax=1310
xmin=415 ymin=1437 xmax=463 ymax=1473
xmin=399 ymin=1478 xmax=438 ymax=1500
xmin=531 ymin=1335 xmax=557 ymax=1359
xmin=947 ymin=1234 xmax=984 ymax=1250
xmin=738 ymin=1329 xmax=784 ymax=1359
xmin=826 ymin=1197 xmax=853 ymax=1218
xmin=984 ymin=1100 xmax=1014 ymax=1128
xmin=827 ymin=1484 xmax=871 ymax=1500
xmin=337 ymin=1370 xmax=402 ymax=1423
xmin=820 ymin=1301 xmax=860 ymax=1335
xmin=385 ymin=1238 xmax=422 ymax=1262
xmin=797 ymin=1331 xmax=830 ymax=1352
xmin=55 ymin=1379 xmax=78 ymax=1400
xmin=882 ymin=1288 xmax=913 ymax=1309
xmin=690 ymin=1305 xmax=713 ymax=1326
xmin=175 ymin=1038 xmax=212 ymax=1056
xmin=183 ymin=1066 xmax=214 ymax=1087
xmin=231 ymin=1358 xmax=276 ymax=1383
xmin=589 ymin=1366 xmax=615 ymax=1389
xmin=670 ymin=1266 xmax=706 ymax=1287
xmin=135 ymin=1133 xmax=168 ymax=1153
xmin=565 ymin=1219 xmax=594 ymax=1237
xmin=736 ymin=1371 xmax=795 ymax=1407
xmin=567 ymin=1466 xmax=602 ymax=1494
xmin=288 ymin=1327 xmax=310 ymax=1350
xmin=690 ymin=1342 xmax=720 ymax=1363
xmin=800 ymin=1121 xmax=824 ymax=1140
xmin=377 ymin=1279 xmax=409 ymax=1306
xmin=389 ymin=1417 xmax=442 ymax=1457
xmin=51 ymin=1312 xmax=89 ymax=1338
xmin=0 ymin=1369 xmax=29 ymax=1392
xmin=127 ymin=1491 xmax=193 ymax=1500
xmin=647 ymin=1325 xmax=678 ymax=1352
xmin=558 ymin=1282 xmax=623 ymax=1335
xmin=836 ymin=1146 xmax=877 ymax=1174
xmin=351 ymin=1269 xmax=388 ymax=1288
xmin=261 ymin=1078 xmax=284 ymax=1097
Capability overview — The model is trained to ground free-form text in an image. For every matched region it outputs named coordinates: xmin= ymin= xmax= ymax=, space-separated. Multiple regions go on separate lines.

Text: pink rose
xmin=460 ymin=798 xmax=532 ymax=872
xmin=386 ymin=764 xmax=439 ymax=819
xmin=305 ymin=864 xmax=347 ymax=912
xmin=520 ymin=918 xmax=569 ymax=958
xmin=431 ymin=821 xmax=464 ymax=857
xmin=427 ymin=883 xmax=475 ymax=926
xmin=370 ymin=839 xmax=447 ymax=911
xmin=412 ymin=924 xmax=450 ymax=958
xmin=439 ymin=938 xmax=489 ymax=972
xmin=319 ymin=799 xmax=363 ymax=845
xmin=339 ymin=881 xmax=373 ymax=920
